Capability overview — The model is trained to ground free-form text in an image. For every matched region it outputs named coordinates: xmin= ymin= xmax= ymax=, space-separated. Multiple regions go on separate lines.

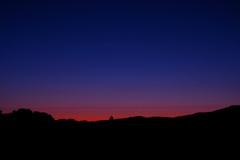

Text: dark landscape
xmin=1 ymin=105 xmax=239 ymax=137
xmin=1 ymin=105 xmax=239 ymax=157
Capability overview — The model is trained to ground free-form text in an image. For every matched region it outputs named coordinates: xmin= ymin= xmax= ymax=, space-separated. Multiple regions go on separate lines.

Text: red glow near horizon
xmin=43 ymin=108 xmax=223 ymax=121
xmin=1 ymin=105 xmax=225 ymax=121
xmin=50 ymin=106 xmax=223 ymax=121
xmin=1 ymin=91 xmax=235 ymax=121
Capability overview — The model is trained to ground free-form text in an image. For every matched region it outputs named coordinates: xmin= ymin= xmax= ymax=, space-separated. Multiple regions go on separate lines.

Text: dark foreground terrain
xmin=1 ymin=105 xmax=239 ymax=158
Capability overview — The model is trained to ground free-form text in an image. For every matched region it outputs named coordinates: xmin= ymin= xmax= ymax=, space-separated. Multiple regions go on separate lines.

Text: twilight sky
xmin=1 ymin=0 xmax=240 ymax=121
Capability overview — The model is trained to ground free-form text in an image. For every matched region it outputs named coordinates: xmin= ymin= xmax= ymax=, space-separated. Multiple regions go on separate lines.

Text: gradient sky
xmin=1 ymin=0 xmax=240 ymax=121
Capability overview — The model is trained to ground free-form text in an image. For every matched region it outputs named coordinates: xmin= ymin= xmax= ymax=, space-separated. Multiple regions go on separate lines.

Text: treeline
xmin=0 ymin=108 xmax=54 ymax=125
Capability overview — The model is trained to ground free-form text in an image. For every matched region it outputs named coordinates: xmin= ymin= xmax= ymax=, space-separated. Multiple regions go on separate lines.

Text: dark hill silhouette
xmin=1 ymin=105 xmax=239 ymax=138
xmin=1 ymin=106 xmax=239 ymax=158
xmin=176 ymin=105 xmax=240 ymax=120
xmin=174 ymin=105 xmax=240 ymax=128
xmin=0 ymin=105 xmax=240 ymax=129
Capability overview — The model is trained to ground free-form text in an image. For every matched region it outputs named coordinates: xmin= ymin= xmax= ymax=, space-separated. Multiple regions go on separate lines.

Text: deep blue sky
xmin=1 ymin=0 xmax=240 ymax=120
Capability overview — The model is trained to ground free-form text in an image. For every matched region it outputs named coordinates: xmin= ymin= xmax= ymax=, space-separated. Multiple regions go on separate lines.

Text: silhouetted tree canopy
xmin=0 ymin=108 xmax=54 ymax=126
xmin=109 ymin=116 xmax=114 ymax=121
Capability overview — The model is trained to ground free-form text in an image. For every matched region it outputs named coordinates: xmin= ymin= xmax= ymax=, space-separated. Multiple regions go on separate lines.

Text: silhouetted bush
xmin=0 ymin=110 xmax=3 ymax=122
xmin=109 ymin=116 xmax=114 ymax=121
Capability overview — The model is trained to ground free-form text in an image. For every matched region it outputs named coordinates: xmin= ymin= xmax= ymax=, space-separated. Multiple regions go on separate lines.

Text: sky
xmin=1 ymin=0 xmax=240 ymax=121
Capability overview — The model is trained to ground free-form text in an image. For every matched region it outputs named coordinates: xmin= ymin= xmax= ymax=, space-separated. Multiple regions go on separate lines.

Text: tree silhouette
xmin=0 ymin=110 xmax=2 ymax=121
xmin=109 ymin=116 xmax=114 ymax=121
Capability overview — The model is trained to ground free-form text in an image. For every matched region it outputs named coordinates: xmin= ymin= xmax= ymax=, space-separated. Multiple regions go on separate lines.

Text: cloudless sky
xmin=1 ymin=0 xmax=240 ymax=121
